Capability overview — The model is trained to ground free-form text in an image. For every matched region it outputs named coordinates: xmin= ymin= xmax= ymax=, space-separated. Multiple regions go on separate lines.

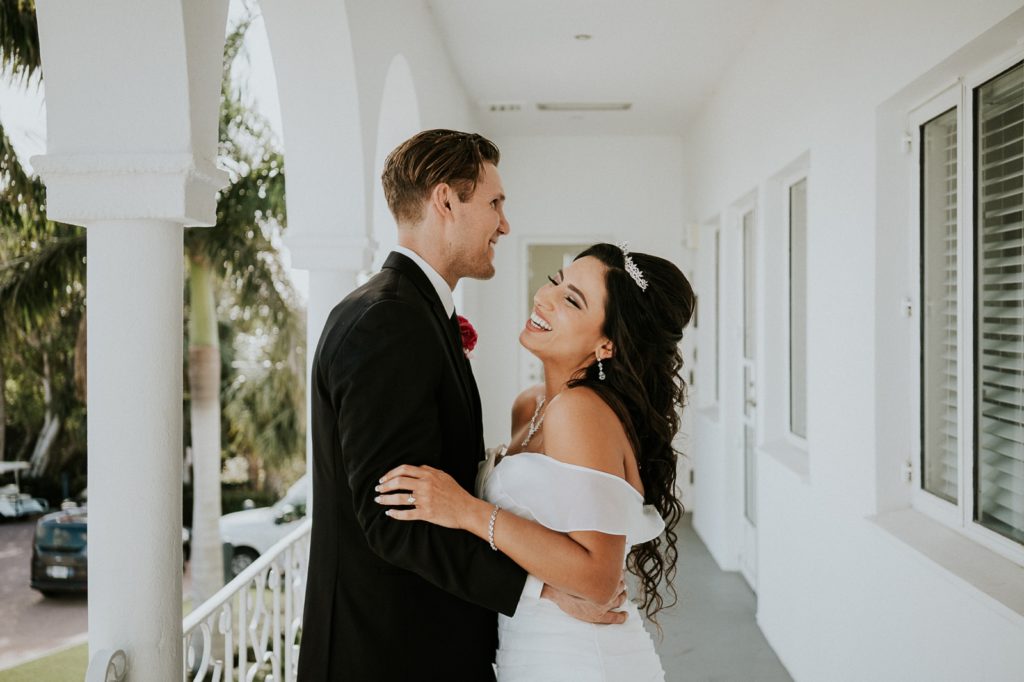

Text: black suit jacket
xmin=297 ymin=252 xmax=528 ymax=681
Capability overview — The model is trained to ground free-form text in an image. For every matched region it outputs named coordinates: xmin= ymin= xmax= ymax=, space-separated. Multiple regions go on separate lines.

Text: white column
xmin=286 ymin=233 xmax=372 ymax=512
xmin=86 ymin=220 xmax=184 ymax=681
xmin=303 ymin=268 xmax=360 ymax=479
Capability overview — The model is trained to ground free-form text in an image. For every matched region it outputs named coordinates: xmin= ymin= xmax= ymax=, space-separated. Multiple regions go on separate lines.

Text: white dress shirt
xmin=393 ymin=245 xmax=455 ymax=318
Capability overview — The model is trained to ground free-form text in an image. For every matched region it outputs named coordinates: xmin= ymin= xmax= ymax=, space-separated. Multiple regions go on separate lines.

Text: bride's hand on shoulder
xmin=375 ymin=464 xmax=486 ymax=530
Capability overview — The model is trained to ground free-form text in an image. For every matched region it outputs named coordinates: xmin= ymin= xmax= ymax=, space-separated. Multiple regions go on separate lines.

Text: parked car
xmin=0 ymin=462 xmax=50 ymax=520
xmin=30 ymin=507 xmax=88 ymax=596
xmin=219 ymin=475 xmax=308 ymax=577
xmin=31 ymin=507 xmax=191 ymax=597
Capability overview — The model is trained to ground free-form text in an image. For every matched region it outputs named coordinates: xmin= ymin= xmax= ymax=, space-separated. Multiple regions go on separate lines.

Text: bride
xmin=377 ymin=242 xmax=695 ymax=681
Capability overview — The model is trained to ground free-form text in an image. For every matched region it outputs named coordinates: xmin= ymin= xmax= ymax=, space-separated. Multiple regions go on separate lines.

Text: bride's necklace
xmin=521 ymin=391 xmax=563 ymax=448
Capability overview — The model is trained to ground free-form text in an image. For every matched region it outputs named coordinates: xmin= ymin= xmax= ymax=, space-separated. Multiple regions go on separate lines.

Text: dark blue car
xmin=30 ymin=508 xmax=88 ymax=596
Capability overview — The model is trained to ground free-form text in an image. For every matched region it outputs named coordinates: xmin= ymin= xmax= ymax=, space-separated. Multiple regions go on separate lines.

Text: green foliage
xmin=2 ymin=1 xmax=305 ymax=494
xmin=0 ymin=0 xmax=40 ymax=84
xmin=0 ymin=93 xmax=86 ymax=476
xmin=0 ymin=643 xmax=88 ymax=682
xmin=182 ymin=6 xmax=304 ymax=488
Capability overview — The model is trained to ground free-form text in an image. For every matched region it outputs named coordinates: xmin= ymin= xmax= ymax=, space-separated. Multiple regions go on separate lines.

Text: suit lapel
xmin=383 ymin=253 xmax=476 ymax=416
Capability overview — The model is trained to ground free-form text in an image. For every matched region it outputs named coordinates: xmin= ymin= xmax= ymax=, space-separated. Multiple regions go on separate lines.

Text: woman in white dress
xmin=377 ymin=242 xmax=695 ymax=681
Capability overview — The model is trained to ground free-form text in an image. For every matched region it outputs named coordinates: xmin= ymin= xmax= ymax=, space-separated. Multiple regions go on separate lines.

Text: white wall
xmin=346 ymin=0 xmax=480 ymax=252
xmin=462 ymin=135 xmax=696 ymax=506
xmin=684 ymin=0 xmax=1024 ymax=679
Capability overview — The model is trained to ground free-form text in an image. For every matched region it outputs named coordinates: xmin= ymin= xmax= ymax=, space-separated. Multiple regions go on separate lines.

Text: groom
xmin=297 ymin=130 xmax=623 ymax=681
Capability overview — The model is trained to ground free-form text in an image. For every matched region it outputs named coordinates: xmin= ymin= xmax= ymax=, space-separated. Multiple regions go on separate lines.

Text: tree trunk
xmin=245 ymin=450 xmax=262 ymax=491
xmin=74 ymin=315 xmax=87 ymax=402
xmin=0 ymin=356 xmax=6 ymax=460
xmin=29 ymin=351 xmax=61 ymax=476
xmin=188 ymin=257 xmax=225 ymax=606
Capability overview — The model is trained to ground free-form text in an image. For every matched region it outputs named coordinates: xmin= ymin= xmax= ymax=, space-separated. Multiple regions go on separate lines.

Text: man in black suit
xmin=297 ymin=130 xmax=528 ymax=681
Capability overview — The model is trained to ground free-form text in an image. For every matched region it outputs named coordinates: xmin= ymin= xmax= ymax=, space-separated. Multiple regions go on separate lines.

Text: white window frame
xmin=908 ymin=49 xmax=1024 ymax=566
xmin=697 ymin=217 xmax=723 ymax=417
xmin=759 ymin=155 xmax=810 ymax=479
xmin=781 ymin=171 xmax=810 ymax=450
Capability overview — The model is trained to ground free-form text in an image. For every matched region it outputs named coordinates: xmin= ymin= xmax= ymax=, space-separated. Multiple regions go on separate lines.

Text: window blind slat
xmin=974 ymin=61 xmax=1024 ymax=545
xmin=922 ymin=106 xmax=960 ymax=504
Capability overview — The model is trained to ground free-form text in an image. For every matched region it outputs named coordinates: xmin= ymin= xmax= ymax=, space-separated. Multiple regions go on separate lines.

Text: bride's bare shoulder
xmin=511 ymin=384 xmax=546 ymax=435
xmin=541 ymin=387 xmax=625 ymax=478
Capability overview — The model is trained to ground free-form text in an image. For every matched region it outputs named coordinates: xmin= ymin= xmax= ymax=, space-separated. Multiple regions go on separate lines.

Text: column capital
xmin=30 ymin=152 xmax=230 ymax=228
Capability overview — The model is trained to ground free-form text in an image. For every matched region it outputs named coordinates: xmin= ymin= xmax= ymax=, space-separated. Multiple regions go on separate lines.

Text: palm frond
xmin=0 ymin=0 xmax=40 ymax=84
xmin=0 ymin=232 xmax=85 ymax=333
xmin=0 ymin=119 xmax=46 ymax=229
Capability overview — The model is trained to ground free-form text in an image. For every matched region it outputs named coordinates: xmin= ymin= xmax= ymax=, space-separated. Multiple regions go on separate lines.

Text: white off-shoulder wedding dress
xmin=476 ymin=448 xmax=667 ymax=682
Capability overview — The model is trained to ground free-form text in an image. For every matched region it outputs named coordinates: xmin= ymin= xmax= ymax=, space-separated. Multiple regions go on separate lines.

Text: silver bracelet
xmin=488 ymin=505 xmax=500 ymax=551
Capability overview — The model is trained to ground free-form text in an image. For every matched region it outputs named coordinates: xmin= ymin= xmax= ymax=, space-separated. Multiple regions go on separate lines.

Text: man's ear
xmin=430 ymin=183 xmax=453 ymax=217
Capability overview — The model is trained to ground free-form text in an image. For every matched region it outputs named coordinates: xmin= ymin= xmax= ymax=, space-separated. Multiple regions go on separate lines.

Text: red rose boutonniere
xmin=457 ymin=315 xmax=478 ymax=359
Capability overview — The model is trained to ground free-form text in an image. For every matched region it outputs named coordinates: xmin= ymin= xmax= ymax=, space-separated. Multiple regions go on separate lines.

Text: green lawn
xmin=0 ymin=644 xmax=87 ymax=682
xmin=0 ymin=601 xmax=193 ymax=681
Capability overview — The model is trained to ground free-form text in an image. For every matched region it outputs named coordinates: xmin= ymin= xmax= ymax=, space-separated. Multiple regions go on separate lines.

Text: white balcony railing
xmin=182 ymin=519 xmax=311 ymax=682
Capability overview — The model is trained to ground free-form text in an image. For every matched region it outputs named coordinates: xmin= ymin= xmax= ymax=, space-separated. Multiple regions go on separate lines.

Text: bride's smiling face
xmin=520 ymin=256 xmax=612 ymax=367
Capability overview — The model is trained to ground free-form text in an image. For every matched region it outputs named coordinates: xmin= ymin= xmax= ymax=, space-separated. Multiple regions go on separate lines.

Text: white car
xmin=0 ymin=462 xmax=50 ymax=520
xmin=219 ymin=475 xmax=308 ymax=577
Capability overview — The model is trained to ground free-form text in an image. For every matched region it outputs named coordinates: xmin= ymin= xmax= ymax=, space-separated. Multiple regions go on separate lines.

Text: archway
xmin=370 ymin=54 xmax=421 ymax=271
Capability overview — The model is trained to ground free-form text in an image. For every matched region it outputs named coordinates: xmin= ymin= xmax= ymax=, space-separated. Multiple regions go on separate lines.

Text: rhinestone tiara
xmin=617 ymin=242 xmax=648 ymax=292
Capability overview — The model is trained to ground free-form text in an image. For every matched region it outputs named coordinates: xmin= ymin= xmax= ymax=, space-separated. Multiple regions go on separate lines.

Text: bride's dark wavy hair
xmin=567 ymin=243 xmax=695 ymax=624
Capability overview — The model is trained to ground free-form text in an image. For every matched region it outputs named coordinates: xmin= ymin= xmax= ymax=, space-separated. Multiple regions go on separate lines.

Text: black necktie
xmin=448 ymin=310 xmax=463 ymax=354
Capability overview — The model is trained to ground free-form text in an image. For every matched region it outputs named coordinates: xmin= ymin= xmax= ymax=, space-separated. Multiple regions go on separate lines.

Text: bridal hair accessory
xmin=617 ymin=242 xmax=649 ymax=292
xmin=488 ymin=505 xmax=501 ymax=550
xmin=457 ymin=314 xmax=478 ymax=358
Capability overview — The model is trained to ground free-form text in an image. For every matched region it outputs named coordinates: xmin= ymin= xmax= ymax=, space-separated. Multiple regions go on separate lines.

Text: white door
xmin=738 ymin=208 xmax=758 ymax=590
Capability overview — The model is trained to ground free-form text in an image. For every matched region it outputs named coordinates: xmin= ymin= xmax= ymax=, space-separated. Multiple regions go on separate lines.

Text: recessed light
xmin=537 ymin=102 xmax=632 ymax=112
xmin=574 ymin=34 xmax=592 ymax=41
xmin=484 ymin=102 xmax=524 ymax=113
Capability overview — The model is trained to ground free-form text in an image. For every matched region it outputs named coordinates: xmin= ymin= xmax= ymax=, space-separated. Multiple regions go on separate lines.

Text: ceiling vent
xmin=485 ymin=102 xmax=524 ymax=113
xmin=536 ymin=102 xmax=632 ymax=112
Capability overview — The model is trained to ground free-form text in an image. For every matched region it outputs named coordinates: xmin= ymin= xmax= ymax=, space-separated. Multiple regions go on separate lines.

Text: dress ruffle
xmin=480 ymin=451 xmax=666 ymax=548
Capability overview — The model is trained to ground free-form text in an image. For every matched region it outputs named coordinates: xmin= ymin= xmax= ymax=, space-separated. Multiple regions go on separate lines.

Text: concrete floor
xmin=651 ymin=514 xmax=792 ymax=682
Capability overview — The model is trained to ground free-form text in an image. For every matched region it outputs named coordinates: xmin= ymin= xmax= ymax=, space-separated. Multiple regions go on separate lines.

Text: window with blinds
xmin=921 ymin=107 xmax=959 ymax=504
xmin=974 ymin=61 xmax=1024 ymax=545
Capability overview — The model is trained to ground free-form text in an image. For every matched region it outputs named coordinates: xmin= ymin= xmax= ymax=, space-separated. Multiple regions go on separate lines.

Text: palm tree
xmin=0 ymin=2 xmax=86 ymax=473
xmin=1 ymin=3 xmax=302 ymax=610
xmin=0 ymin=1 xmax=40 ymax=83
xmin=184 ymin=10 xmax=298 ymax=606
xmin=0 ymin=0 xmax=43 ymax=463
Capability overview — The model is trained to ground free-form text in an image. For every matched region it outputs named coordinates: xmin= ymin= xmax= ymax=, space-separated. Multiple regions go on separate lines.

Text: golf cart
xmin=0 ymin=461 xmax=50 ymax=520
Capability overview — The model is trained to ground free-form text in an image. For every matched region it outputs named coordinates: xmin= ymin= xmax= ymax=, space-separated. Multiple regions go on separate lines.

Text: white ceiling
xmin=425 ymin=0 xmax=775 ymax=137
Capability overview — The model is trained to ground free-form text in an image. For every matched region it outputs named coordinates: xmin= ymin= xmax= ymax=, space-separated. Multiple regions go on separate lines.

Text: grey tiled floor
xmin=648 ymin=514 xmax=793 ymax=682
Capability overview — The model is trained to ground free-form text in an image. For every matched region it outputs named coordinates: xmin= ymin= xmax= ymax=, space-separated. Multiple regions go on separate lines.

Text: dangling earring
xmin=597 ymin=353 xmax=606 ymax=381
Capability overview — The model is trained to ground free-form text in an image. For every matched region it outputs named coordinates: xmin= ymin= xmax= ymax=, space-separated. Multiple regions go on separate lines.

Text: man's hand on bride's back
xmin=540 ymin=580 xmax=628 ymax=625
